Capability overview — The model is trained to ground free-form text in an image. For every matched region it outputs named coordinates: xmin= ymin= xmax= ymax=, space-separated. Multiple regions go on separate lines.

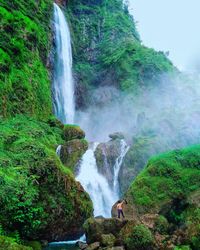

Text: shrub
xmin=124 ymin=224 xmax=154 ymax=250
xmin=155 ymin=215 xmax=169 ymax=234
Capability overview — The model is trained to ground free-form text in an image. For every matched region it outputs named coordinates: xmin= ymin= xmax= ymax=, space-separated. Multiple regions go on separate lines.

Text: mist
xmin=76 ymin=72 xmax=200 ymax=154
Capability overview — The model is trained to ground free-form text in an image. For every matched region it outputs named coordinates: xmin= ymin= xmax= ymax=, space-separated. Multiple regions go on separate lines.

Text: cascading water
xmin=76 ymin=140 xmax=129 ymax=218
xmin=76 ymin=143 xmax=116 ymax=217
xmin=52 ymin=4 xmax=129 ymax=247
xmin=113 ymin=140 xmax=129 ymax=197
xmin=56 ymin=145 xmax=62 ymax=157
xmin=53 ymin=3 xmax=75 ymax=124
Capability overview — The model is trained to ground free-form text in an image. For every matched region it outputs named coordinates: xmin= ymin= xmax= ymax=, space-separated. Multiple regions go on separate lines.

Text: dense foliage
xmin=0 ymin=116 xmax=92 ymax=241
xmin=0 ymin=0 xmax=53 ymax=119
xmin=126 ymin=144 xmax=200 ymax=248
xmin=66 ymin=0 xmax=174 ymax=108
xmin=124 ymin=224 xmax=154 ymax=250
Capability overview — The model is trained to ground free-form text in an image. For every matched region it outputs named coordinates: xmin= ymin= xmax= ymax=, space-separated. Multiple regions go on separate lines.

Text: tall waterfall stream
xmin=49 ymin=3 xmax=129 ymax=249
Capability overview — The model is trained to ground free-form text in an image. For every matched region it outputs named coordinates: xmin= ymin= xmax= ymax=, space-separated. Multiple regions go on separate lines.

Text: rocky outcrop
xmin=121 ymin=144 xmax=200 ymax=249
xmin=94 ymin=138 xmax=122 ymax=187
xmin=84 ymin=218 xmax=128 ymax=244
xmin=63 ymin=125 xmax=86 ymax=141
xmin=60 ymin=139 xmax=88 ymax=169
xmin=0 ymin=117 xmax=93 ymax=242
xmin=59 ymin=125 xmax=88 ymax=171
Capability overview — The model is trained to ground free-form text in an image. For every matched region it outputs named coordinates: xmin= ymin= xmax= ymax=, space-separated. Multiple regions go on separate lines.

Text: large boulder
xmin=63 ymin=125 xmax=85 ymax=141
xmin=83 ymin=218 xmax=128 ymax=244
xmin=60 ymin=139 xmax=88 ymax=169
xmin=94 ymin=139 xmax=122 ymax=187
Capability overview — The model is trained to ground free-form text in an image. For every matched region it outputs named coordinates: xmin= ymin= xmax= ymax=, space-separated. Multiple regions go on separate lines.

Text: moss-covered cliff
xmin=124 ymin=145 xmax=200 ymax=249
xmin=0 ymin=116 xmax=93 ymax=242
xmin=0 ymin=0 xmax=53 ymax=119
xmin=66 ymin=0 xmax=175 ymax=108
xmin=0 ymin=0 xmax=94 ymax=244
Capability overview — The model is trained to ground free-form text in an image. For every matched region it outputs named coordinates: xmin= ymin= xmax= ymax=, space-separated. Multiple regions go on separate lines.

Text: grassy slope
xmin=0 ymin=116 xmax=93 ymax=241
xmin=0 ymin=0 xmax=53 ymax=119
xmin=126 ymin=145 xmax=200 ymax=248
xmin=127 ymin=145 xmax=200 ymax=211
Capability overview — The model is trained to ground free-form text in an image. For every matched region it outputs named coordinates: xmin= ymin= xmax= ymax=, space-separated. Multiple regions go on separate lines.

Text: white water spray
xmin=56 ymin=145 xmax=62 ymax=157
xmin=76 ymin=143 xmax=116 ymax=217
xmin=53 ymin=3 xmax=75 ymax=124
xmin=76 ymin=140 xmax=129 ymax=218
xmin=113 ymin=140 xmax=129 ymax=197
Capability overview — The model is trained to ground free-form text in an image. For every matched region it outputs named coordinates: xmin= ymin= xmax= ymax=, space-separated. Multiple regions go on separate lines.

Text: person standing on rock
xmin=117 ymin=200 xmax=125 ymax=219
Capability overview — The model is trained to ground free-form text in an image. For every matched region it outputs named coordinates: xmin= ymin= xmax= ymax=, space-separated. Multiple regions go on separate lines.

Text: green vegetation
xmin=0 ymin=236 xmax=32 ymax=250
xmin=128 ymin=145 xmax=200 ymax=211
xmin=126 ymin=144 xmax=200 ymax=248
xmin=124 ymin=224 xmax=154 ymax=250
xmin=0 ymin=0 xmax=53 ymax=119
xmin=66 ymin=0 xmax=174 ymax=107
xmin=0 ymin=116 xmax=92 ymax=241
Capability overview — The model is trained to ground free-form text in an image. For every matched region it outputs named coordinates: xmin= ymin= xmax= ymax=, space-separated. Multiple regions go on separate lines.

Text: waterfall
xmin=76 ymin=140 xmax=129 ymax=218
xmin=56 ymin=145 xmax=62 ymax=157
xmin=52 ymin=0 xmax=129 ymax=223
xmin=76 ymin=143 xmax=116 ymax=217
xmin=113 ymin=140 xmax=129 ymax=197
xmin=53 ymin=3 xmax=75 ymax=124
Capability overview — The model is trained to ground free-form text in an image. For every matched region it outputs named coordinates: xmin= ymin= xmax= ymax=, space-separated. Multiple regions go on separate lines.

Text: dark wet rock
xmin=86 ymin=242 xmax=100 ymax=250
xmin=94 ymin=139 xmax=122 ymax=187
xmin=76 ymin=241 xmax=88 ymax=249
xmin=109 ymin=132 xmax=124 ymax=140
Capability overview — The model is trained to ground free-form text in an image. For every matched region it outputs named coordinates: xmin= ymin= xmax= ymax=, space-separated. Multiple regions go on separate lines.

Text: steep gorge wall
xmin=66 ymin=0 xmax=175 ymax=109
xmin=0 ymin=0 xmax=94 ymax=244
xmin=0 ymin=0 xmax=53 ymax=119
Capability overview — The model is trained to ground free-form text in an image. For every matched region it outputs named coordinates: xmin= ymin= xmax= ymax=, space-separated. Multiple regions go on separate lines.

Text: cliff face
xmin=123 ymin=145 xmax=200 ymax=249
xmin=0 ymin=0 xmax=94 ymax=243
xmin=66 ymin=0 xmax=174 ymax=109
xmin=0 ymin=116 xmax=93 ymax=242
xmin=0 ymin=0 xmax=53 ymax=119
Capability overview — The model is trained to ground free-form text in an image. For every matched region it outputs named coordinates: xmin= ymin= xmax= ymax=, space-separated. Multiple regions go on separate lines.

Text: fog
xmin=75 ymin=1 xmax=200 ymax=154
xmin=76 ymin=72 xmax=200 ymax=154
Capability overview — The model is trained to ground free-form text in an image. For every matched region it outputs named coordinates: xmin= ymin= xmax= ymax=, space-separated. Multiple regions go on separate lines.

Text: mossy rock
xmin=0 ymin=236 xmax=32 ymax=250
xmin=25 ymin=241 xmax=41 ymax=250
xmin=60 ymin=139 xmax=88 ymax=169
xmin=47 ymin=116 xmax=64 ymax=129
xmin=84 ymin=218 xmax=128 ymax=244
xmin=63 ymin=125 xmax=85 ymax=141
xmin=100 ymin=234 xmax=116 ymax=247
xmin=0 ymin=116 xmax=93 ymax=241
xmin=124 ymin=144 xmax=200 ymax=249
xmin=124 ymin=224 xmax=154 ymax=250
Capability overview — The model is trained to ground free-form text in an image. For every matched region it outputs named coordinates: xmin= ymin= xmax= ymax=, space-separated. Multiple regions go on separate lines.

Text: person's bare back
xmin=117 ymin=200 xmax=125 ymax=218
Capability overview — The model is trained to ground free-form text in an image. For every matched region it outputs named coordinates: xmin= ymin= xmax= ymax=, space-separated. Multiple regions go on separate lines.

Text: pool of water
xmin=45 ymin=243 xmax=79 ymax=250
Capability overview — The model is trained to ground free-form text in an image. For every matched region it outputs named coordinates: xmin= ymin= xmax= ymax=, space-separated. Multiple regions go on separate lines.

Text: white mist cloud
xmin=76 ymin=73 xmax=200 ymax=152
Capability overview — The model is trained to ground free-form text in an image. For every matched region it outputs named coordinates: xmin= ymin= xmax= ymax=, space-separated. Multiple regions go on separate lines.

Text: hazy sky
xmin=128 ymin=0 xmax=200 ymax=71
